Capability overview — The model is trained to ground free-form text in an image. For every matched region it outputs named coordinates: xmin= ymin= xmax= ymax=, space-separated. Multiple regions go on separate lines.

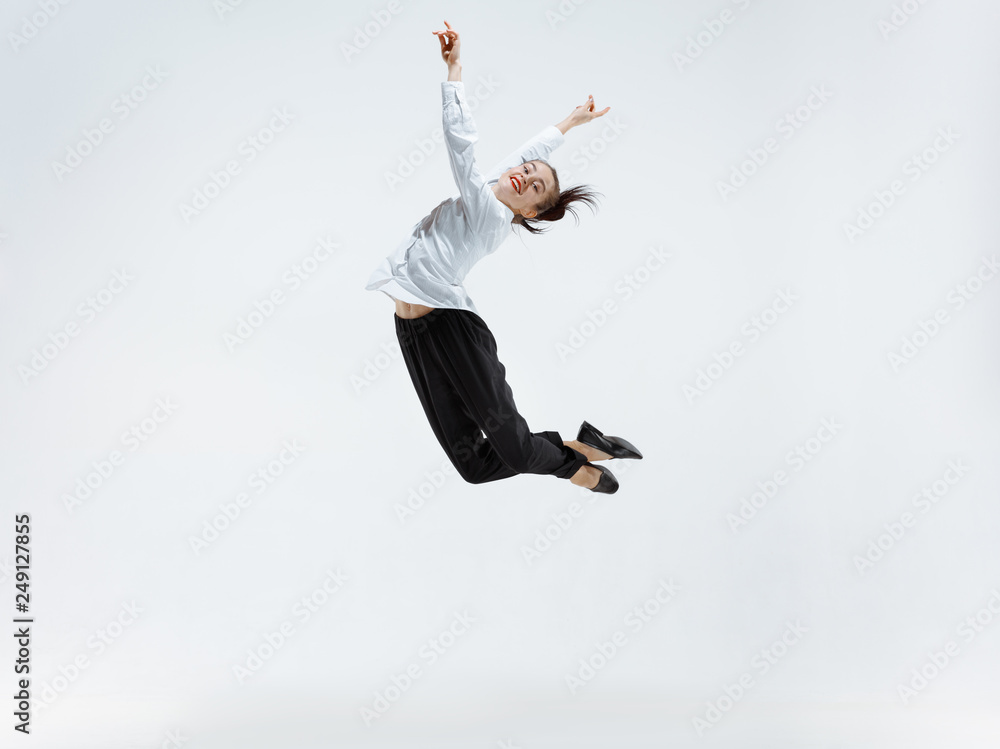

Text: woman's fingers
xmin=585 ymin=95 xmax=610 ymax=118
xmin=573 ymin=94 xmax=610 ymax=123
xmin=432 ymin=24 xmax=460 ymax=64
xmin=433 ymin=20 xmax=457 ymax=39
xmin=433 ymin=28 xmax=457 ymax=59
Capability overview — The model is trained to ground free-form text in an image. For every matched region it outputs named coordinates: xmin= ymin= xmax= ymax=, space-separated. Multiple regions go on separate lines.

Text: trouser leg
xmin=395 ymin=308 xmax=588 ymax=483
xmin=395 ymin=310 xmax=517 ymax=483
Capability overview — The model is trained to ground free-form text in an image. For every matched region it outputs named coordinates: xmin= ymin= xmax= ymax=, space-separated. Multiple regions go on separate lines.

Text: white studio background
xmin=1 ymin=0 xmax=999 ymax=747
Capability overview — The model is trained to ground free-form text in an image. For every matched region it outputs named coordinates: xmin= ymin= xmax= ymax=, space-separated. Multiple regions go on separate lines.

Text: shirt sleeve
xmin=481 ymin=124 xmax=566 ymax=185
xmin=441 ymin=81 xmax=503 ymax=231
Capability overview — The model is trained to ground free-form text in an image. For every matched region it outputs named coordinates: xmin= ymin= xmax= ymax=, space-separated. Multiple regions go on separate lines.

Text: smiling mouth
xmin=510 ymin=175 xmax=521 ymax=194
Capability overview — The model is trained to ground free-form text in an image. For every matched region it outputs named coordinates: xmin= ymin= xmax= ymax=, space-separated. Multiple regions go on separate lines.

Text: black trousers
xmin=394 ymin=307 xmax=589 ymax=484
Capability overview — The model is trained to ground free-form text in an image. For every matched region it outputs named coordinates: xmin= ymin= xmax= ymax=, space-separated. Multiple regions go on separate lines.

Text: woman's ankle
xmin=565 ymin=439 xmax=606 ymax=462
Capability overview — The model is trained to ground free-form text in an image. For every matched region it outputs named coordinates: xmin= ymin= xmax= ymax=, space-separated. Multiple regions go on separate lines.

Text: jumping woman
xmin=365 ymin=20 xmax=643 ymax=493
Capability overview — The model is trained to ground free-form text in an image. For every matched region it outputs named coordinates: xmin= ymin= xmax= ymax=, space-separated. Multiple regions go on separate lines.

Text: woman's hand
xmin=564 ymin=95 xmax=610 ymax=130
xmin=432 ymin=20 xmax=461 ymax=68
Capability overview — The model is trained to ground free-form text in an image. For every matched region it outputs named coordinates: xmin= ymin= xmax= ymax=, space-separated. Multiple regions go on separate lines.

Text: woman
xmin=366 ymin=20 xmax=642 ymax=493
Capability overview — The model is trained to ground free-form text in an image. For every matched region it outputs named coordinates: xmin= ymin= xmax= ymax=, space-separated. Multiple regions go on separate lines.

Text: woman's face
xmin=497 ymin=160 xmax=554 ymax=218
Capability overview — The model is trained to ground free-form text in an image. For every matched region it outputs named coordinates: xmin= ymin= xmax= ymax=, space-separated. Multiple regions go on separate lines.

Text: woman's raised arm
xmin=435 ymin=22 xmax=501 ymax=230
xmin=481 ymin=95 xmax=612 ymax=183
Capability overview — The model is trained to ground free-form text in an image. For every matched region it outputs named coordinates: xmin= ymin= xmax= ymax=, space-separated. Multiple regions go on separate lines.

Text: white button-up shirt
xmin=365 ymin=81 xmax=565 ymax=317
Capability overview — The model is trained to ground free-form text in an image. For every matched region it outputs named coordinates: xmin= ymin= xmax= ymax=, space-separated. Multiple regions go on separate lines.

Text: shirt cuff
xmin=441 ymin=80 xmax=464 ymax=104
xmin=541 ymin=124 xmax=565 ymax=148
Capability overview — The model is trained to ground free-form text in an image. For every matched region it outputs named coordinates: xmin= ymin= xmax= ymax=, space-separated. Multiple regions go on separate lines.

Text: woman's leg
xmin=395 ymin=308 xmax=589 ymax=483
xmin=396 ymin=310 xmax=520 ymax=483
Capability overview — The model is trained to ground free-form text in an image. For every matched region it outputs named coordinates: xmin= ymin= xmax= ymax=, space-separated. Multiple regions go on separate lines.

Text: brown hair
xmin=511 ymin=159 xmax=602 ymax=235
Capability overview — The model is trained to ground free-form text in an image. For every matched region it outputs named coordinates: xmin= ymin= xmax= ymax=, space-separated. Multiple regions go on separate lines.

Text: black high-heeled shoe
xmin=577 ymin=421 xmax=643 ymax=460
xmin=588 ymin=463 xmax=619 ymax=494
